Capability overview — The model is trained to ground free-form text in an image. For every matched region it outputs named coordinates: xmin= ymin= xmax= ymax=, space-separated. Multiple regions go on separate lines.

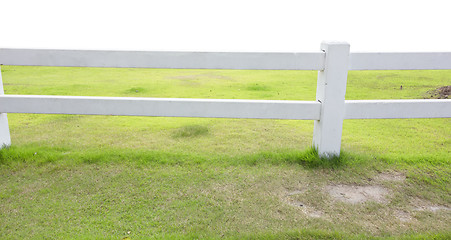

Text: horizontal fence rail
xmin=2 ymin=49 xmax=451 ymax=70
xmin=349 ymin=52 xmax=451 ymax=70
xmin=0 ymin=95 xmax=321 ymax=120
xmin=1 ymin=95 xmax=448 ymax=120
xmin=0 ymin=49 xmax=325 ymax=70
xmin=0 ymin=41 xmax=450 ymax=157
xmin=344 ymin=99 xmax=451 ymax=119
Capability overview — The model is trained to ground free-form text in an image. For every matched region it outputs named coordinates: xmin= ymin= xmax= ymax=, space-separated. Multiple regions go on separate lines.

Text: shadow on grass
xmin=235 ymin=148 xmax=347 ymax=169
xmin=0 ymin=145 xmax=354 ymax=169
xmin=172 ymin=124 xmax=209 ymax=138
xmin=0 ymin=145 xmax=206 ymax=167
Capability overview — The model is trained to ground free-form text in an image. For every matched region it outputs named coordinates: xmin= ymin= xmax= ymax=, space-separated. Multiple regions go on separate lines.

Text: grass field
xmin=0 ymin=66 xmax=450 ymax=239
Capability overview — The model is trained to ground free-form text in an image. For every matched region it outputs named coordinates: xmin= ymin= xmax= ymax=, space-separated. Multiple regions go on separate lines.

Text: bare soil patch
xmin=424 ymin=85 xmax=450 ymax=99
xmin=374 ymin=171 xmax=406 ymax=182
xmin=411 ymin=198 xmax=451 ymax=212
xmin=394 ymin=210 xmax=413 ymax=222
xmin=283 ymin=190 xmax=325 ymax=218
xmin=325 ymin=184 xmax=389 ymax=204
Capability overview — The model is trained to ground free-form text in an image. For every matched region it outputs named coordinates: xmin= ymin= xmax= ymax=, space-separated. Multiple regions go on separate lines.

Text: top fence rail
xmin=0 ymin=49 xmax=325 ymax=70
xmin=1 ymin=48 xmax=451 ymax=70
xmin=349 ymin=52 xmax=451 ymax=70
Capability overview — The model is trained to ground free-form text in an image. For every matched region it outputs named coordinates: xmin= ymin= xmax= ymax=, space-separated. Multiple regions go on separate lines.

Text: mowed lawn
xmin=0 ymin=66 xmax=450 ymax=239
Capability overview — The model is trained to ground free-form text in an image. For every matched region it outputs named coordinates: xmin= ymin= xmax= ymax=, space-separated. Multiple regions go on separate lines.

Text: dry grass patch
xmin=324 ymin=184 xmax=390 ymax=204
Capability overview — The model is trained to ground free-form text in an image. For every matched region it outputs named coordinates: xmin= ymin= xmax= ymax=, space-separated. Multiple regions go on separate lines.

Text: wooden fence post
xmin=0 ymin=66 xmax=11 ymax=148
xmin=312 ymin=42 xmax=350 ymax=157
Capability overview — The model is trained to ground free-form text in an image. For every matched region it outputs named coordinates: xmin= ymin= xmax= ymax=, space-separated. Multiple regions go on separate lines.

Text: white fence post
xmin=0 ymin=66 xmax=11 ymax=148
xmin=312 ymin=42 xmax=350 ymax=157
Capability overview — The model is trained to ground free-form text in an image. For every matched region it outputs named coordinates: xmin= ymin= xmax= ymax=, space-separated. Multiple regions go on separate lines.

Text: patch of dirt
xmin=286 ymin=190 xmax=305 ymax=196
xmin=286 ymin=200 xmax=324 ymax=218
xmin=283 ymin=190 xmax=325 ymax=218
xmin=417 ymin=206 xmax=451 ymax=212
xmin=394 ymin=210 xmax=413 ymax=222
xmin=414 ymin=205 xmax=451 ymax=212
xmin=302 ymin=207 xmax=323 ymax=218
xmin=411 ymin=198 xmax=451 ymax=212
xmin=374 ymin=171 xmax=406 ymax=182
xmin=325 ymin=184 xmax=389 ymax=204
xmin=424 ymin=86 xmax=450 ymax=99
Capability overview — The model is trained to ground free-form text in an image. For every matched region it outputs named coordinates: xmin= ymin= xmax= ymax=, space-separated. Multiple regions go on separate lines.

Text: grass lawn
xmin=0 ymin=66 xmax=450 ymax=239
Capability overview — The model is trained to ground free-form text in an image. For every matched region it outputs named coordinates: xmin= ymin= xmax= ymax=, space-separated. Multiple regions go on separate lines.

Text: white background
xmin=1 ymin=0 xmax=450 ymax=52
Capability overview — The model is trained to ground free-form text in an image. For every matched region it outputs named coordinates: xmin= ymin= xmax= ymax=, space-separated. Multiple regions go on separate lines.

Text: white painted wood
xmin=0 ymin=95 xmax=321 ymax=120
xmin=0 ymin=67 xmax=11 ymax=148
xmin=0 ymin=48 xmax=325 ymax=70
xmin=350 ymin=52 xmax=451 ymax=70
xmin=345 ymin=99 xmax=451 ymax=119
xmin=3 ymin=49 xmax=451 ymax=71
xmin=312 ymin=42 xmax=350 ymax=157
xmin=1 ymin=44 xmax=451 ymax=156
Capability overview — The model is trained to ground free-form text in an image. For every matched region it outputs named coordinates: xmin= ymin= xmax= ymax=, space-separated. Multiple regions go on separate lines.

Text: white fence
xmin=0 ymin=42 xmax=450 ymax=157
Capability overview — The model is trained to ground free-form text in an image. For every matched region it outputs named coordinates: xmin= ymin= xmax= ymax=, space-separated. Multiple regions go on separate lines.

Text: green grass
xmin=172 ymin=125 xmax=210 ymax=138
xmin=0 ymin=66 xmax=450 ymax=239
